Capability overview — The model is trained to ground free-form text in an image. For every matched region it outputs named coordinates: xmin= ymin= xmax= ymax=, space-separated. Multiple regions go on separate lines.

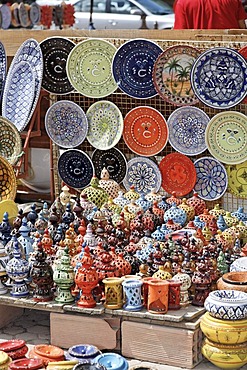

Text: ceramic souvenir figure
xmin=53 ymin=247 xmax=75 ymax=303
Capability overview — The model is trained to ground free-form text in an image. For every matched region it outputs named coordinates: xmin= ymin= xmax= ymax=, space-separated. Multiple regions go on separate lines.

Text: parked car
xmin=36 ymin=0 xmax=175 ymax=29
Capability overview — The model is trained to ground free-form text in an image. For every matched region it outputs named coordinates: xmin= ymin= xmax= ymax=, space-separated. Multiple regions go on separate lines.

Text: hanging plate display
xmin=123 ymin=106 xmax=169 ymax=156
xmin=0 ymin=154 xmax=17 ymax=201
xmin=112 ymin=38 xmax=163 ymax=99
xmin=193 ymin=157 xmax=228 ymax=201
xmin=123 ymin=156 xmax=162 ymax=195
xmin=40 ymin=37 xmax=75 ymax=95
xmin=159 ymin=152 xmax=197 ymax=196
xmin=0 ymin=4 xmax=11 ymax=29
xmin=205 ymin=111 xmax=247 ymax=164
xmin=2 ymin=61 xmax=35 ymax=132
xmin=91 ymin=147 xmax=127 ymax=184
xmin=225 ymin=160 xmax=247 ymax=198
xmin=45 ymin=100 xmax=88 ymax=148
xmin=153 ymin=44 xmax=200 ymax=106
xmin=238 ymin=45 xmax=247 ymax=104
xmin=167 ymin=106 xmax=210 ymax=156
xmin=0 ymin=41 xmax=6 ymax=100
xmin=66 ymin=38 xmax=118 ymax=98
xmin=0 ymin=116 xmax=22 ymax=165
xmin=86 ymin=100 xmax=123 ymax=150
xmin=190 ymin=47 xmax=247 ymax=109
xmin=58 ymin=149 xmax=94 ymax=189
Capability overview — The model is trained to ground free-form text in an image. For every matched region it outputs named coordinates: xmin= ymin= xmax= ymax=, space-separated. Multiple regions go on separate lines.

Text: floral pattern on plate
xmin=193 ymin=157 xmax=228 ymax=201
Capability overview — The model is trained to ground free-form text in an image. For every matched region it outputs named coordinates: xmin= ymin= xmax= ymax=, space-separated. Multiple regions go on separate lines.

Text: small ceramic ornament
xmin=99 ymin=167 xmax=120 ymax=199
xmin=178 ymin=198 xmax=195 ymax=221
xmin=123 ymin=185 xmax=140 ymax=201
xmin=209 ymin=203 xmax=226 ymax=219
xmin=53 ymin=246 xmax=75 ymax=303
xmin=81 ymin=176 xmax=108 ymax=209
xmin=145 ymin=189 xmax=162 ymax=203
xmin=187 ymin=192 xmax=206 ymax=216
xmin=166 ymin=191 xmax=182 ymax=206
xmin=60 ymin=185 xmax=74 ymax=208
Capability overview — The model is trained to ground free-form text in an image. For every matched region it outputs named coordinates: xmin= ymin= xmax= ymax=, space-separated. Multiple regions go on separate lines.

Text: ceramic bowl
xmin=46 ymin=360 xmax=78 ymax=370
xmin=200 ymin=312 xmax=247 ymax=344
xmin=9 ymin=358 xmax=44 ymax=370
xmin=94 ymin=353 xmax=129 ymax=370
xmin=230 ymin=256 xmax=247 ymax=272
xmin=217 ymin=271 xmax=247 ymax=293
xmin=68 ymin=345 xmax=100 ymax=360
xmin=204 ymin=289 xmax=247 ymax=320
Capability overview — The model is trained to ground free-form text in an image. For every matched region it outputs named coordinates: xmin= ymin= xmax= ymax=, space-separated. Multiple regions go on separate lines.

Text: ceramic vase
xmin=147 ymin=279 xmax=169 ymax=314
xmin=103 ymin=277 xmax=123 ymax=309
xmin=122 ymin=279 xmax=143 ymax=311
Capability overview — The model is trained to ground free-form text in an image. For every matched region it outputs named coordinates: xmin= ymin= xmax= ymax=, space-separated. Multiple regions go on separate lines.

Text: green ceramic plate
xmin=66 ymin=38 xmax=118 ymax=98
xmin=205 ymin=111 xmax=247 ymax=165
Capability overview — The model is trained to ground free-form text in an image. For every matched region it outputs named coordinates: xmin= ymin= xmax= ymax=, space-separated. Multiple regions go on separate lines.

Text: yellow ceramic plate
xmin=225 ymin=160 xmax=247 ymax=198
xmin=0 ymin=199 xmax=18 ymax=223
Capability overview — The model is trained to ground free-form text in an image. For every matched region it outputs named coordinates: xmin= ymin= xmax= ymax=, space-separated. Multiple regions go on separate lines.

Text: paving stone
xmin=27 ymin=325 xmax=50 ymax=335
xmin=2 ymin=326 xmax=25 ymax=335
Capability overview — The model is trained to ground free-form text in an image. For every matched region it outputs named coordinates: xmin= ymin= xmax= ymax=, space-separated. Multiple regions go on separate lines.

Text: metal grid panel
xmin=51 ymin=36 xmax=247 ymax=211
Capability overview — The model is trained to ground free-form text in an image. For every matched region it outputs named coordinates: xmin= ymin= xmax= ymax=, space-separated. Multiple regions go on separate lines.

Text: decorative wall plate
xmin=153 ymin=45 xmax=200 ymax=106
xmin=123 ymin=106 xmax=168 ymax=156
xmin=40 ymin=37 xmax=75 ymax=94
xmin=123 ymin=157 xmax=162 ymax=194
xmin=193 ymin=157 xmax=228 ymax=201
xmin=58 ymin=149 xmax=94 ymax=189
xmin=191 ymin=47 xmax=247 ymax=109
xmin=0 ymin=4 xmax=11 ymax=29
xmin=238 ymin=46 xmax=247 ymax=104
xmin=86 ymin=100 xmax=123 ymax=150
xmin=159 ymin=152 xmax=197 ymax=196
xmin=205 ymin=111 xmax=247 ymax=164
xmin=18 ymin=2 xmax=31 ymax=28
xmin=45 ymin=100 xmax=88 ymax=148
xmin=91 ymin=147 xmax=127 ymax=183
xmin=0 ymin=41 xmax=6 ymax=100
xmin=29 ymin=2 xmax=41 ymax=25
xmin=0 ymin=154 xmax=17 ymax=201
xmin=167 ymin=106 xmax=210 ymax=156
xmin=66 ymin=38 xmax=118 ymax=98
xmin=112 ymin=38 xmax=163 ymax=99
xmin=225 ymin=160 xmax=247 ymax=198
xmin=0 ymin=116 xmax=22 ymax=165
xmin=2 ymin=61 xmax=35 ymax=132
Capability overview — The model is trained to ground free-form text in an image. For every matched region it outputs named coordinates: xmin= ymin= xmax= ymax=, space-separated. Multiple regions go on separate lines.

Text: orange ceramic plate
xmin=123 ymin=106 xmax=169 ymax=156
xmin=159 ymin=152 xmax=197 ymax=196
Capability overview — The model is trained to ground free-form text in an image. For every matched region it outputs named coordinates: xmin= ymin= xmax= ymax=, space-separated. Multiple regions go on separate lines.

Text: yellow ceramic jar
xmin=200 ymin=312 xmax=247 ymax=344
xmin=46 ymin=360 xmax=78 ymax=370
xmin=0 ymin=351 xmax=11 ymax=370
xmin=201 ymin=338 xmax=247 ymax=369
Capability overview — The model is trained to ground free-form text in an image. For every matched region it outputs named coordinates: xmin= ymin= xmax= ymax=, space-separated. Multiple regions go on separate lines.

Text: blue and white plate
xmin=58 ymin=149 xmax=94 ymax=189
xmin=167 ymin=106 xmax=210 ymax=156
xmin=193 ymin=157 xmax=228 ymax=201
xmin=0 ymin=42 xmax=6 ymax=101
xmin=112 ymin=38 xmax=163 ymax=99
xmin=45 ymin=100 xmax=88 ymax=148
xmin=123 ymin=156 xmax=162 ymax=195
xmin=191 ymin=47 xmax=247 ymax=109
xmin=2 ymin=61 xmax=35 ymax=132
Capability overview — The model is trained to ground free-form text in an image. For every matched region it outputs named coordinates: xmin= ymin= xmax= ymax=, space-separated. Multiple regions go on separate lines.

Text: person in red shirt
xmin=173 ymin=0 xmax=247 ymax=29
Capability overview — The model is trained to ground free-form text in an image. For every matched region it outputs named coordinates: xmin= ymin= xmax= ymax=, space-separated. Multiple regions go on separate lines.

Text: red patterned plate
xmin=159 ymin=152 xmax=197 ymax=196
xmin=0 ymin=339 xmax=25 ymax=352
xmin=123 ymin=106 xmax=169 ymax=156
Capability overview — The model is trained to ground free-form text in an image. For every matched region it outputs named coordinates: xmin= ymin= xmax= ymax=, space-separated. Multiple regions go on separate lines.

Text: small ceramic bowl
xmin=94 ymin=353 xmax=129 ymax=370
xmin=204 ymin=289 xmax=247 ymax=320
xmin=68 ymin=344 xmax=100 ymax=360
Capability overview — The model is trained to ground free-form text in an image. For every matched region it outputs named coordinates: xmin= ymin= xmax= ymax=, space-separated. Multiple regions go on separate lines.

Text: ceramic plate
xmin=2 ymin=61 xmax=35 ymax=132
xmin=193 ymin=157 xmax=228 ymax=201
xmin=66 ymin=38 xmax=118 ymax=98
xmin=225 ymin=160 xmax=247 ymax=198
xmin=40 ymin=36 xmax=75 ymax=95
xmin=123 ymin=156 xmax=162 ymax=194
xmin=86 ymin=100 xmax=123 ymax=150
xmin=159 ymin=152 xmax=197 ymax=196
xmin=4 ymin=38 xmax=43 ymax=130
xmin=91 ymin=147 xmax=127 ymax=184
xmin=167 ymin=106 xmax=210 ymax=156
xmin=0 ymin=116 xmax=22 ymax=165
xmin=58 ymin=149 xmax=94 ymax=189
xmin=191 ymin=47 xmax=247 ymax=109
xmin=29 ymin=2 xmax=41 ymax=25
xmin=112 ymin=38 xmax=163 ymax=99
xmin=0 ymin=41 xmax=6 ymax=100
xmin=153 ymin=45 xmax=200 ymax=106
xmin=0 ymin=154 xmax=17 ymax=201
xmin=45 ymin=100 xmax=88 ymax=148
xmin=205 ymin=111 xmax=247 ymax=164
xmin=238 ymin=45 xmax=247 ymax=104
xmin=0 ymin=4 xmax=11 ymax=29
xmin=123 ymin=106 xmax=169 ymax=156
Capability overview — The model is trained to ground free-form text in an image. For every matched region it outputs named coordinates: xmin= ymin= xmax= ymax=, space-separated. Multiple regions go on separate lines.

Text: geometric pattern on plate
xmin=225 ymin=160 xmax=247 ymax=198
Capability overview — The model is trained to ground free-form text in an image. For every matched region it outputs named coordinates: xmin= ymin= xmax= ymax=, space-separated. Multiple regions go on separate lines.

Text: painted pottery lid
xmin=94 ymin=353 xmax=129 ymax=370
xmin=33 ymin=344 xmax=64 ymax=359
xmin=9 ymin=358 xmax=44 ymax=369
xmin=0 ymin=339 xmax=25 ymax=352
xmin=68 ymin=345 xmax=99 ymax=358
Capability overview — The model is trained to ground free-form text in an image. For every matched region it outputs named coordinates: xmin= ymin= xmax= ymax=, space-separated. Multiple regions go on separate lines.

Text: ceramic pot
xmin=94 ymin=353 xmax=128 ymax=370
xmin=0 ymin=351 xmax=11 ymax=370
xmin=147 ymin=279 xmax=169 ymax=314
xmin=204 ymin=289 xmax=247 ymax=320
xmin=29 ymin=345 xmax=64 ymax=366
xmin=230 ymin=257 xmax=247 ymax=272
xmin=201 ymin=338 xmax=247 ymax=369
xmin=122 ymin=279 xmax=143 ymax=311
xmin=103 ymin=277 xmax=123 ymax=309
xmin=9 ymin=358 xmax=44 ymax=369
xmin=200 ymin=312 xmax=247 ymax=345
xmin=46 ymin=360 xmax=78 ymax=369
xmin=217 ymin=271 xmax=247 ymax=293
xmin=0 ymin=339 xmax=28 ymax=360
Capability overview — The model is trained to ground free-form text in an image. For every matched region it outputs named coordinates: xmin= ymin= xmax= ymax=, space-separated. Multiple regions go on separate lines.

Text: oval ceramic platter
xmin=66 ymin=38 xmax=118 ymax=98
xmin=112 ymin=38 xmax=163 ymax=99
xmin=91 ymin=147 xmax=127 ymax=184
xmin=167 ymin=106 xmax=210 ymax=156
xmin=123 ymin=156 xmax=162 ymax=195
xmin=205 ymin=111 xmax=247 ymax=164
xmin=123 ymin=106 xmax=169 ymax=156
xmin=86 ymin=100 xmax=123 ymax=150
xmin=159 ymin=152 xmax=197 ymax=196
xmin=153 ymin=44 xmax=200 ymax=106
xmin=58 ymin=149 xmax=94 ymax=189
xmin=2 ymin=38 xmax=43 ymax=131
xmin=225 ymin=160 xmax=247 ymax=198
xmin=40 ymin=36 xmax=75 ymax=95
xmin=0 ymin=41 xmax=6 ymax=101
xmin=193 ymin=157 xmax=228 ymax=201
xmin=2 ymin=61 xmax=35 ymax=132
xmin=45 ymin=100 xmax=88 ymax=149
xmin=191 ymin=47 xmax=247 ymax=109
